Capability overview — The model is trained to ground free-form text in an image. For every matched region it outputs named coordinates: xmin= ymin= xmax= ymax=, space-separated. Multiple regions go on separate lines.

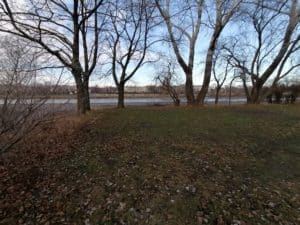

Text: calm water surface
xmin=0 ymin=97 xmax=246 ymax=106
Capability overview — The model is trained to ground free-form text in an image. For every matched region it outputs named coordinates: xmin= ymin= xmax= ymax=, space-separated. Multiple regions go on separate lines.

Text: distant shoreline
xmin=0 ymin=97 xmax=247 ymax=107
xmin=47 ymin=93 xmax=244 ymax=99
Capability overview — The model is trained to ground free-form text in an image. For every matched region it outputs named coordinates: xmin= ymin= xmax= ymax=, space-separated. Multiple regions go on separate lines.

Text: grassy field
xmin=1 ymin=105 xmax=300 ymax=225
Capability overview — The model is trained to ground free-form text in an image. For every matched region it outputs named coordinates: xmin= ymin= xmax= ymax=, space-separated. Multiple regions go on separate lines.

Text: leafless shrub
xmin=0 ymin=36 xmax=59 ymax=153
xmin=155 ymin=60 xmax=181 ymax=106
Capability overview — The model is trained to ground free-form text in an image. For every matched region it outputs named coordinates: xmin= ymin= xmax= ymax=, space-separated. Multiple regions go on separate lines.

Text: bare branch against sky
xmin=0 ymin=0 xmax=108 ymax=113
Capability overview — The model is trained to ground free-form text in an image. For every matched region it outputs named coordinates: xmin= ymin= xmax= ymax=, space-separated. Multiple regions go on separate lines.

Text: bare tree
xmin=228 ymin=68 xmax=243 ymax=104
xmin=155 ymin=59 xmax=181 ymax=106
xmin=0 ymin=36 xmax=58 ymax=153
xmin=212 ymin=46 xmax=231 ymax=104
xmin=155 ymin=0 xmax=203 ymax=105
xmin=224 ymin=0 xmax=300 ymax=103
xmin=196 ymin=0 xmax=242 ymax=104
xmin=155 ymin=0 xmax=241 ymax=105
xmin=0 ymin=0 xmax=107 ymax=114
xmin=107 ymin=0 xmax=157 ymax=108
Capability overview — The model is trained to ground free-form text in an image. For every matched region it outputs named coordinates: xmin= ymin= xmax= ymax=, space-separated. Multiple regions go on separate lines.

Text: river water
xmin=0 ymin=97 xmax=246 ymax=106
xmin=0 ymin=97 xmax=247 ymax=113
xmin=46 ymin=97 xmax=246 ymax=106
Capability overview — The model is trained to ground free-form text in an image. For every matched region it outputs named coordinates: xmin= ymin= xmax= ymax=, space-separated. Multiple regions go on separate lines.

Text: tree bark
xmin=229 ymin=77 xmax=235 ymax=105
xmin=215 ymin=87 xmax=221 ymax=104
xmin=197 ymin=49 xmax=214 ymax=105
xmin=83 ymin=79 xmax=91 ymax=111
xmin=185 ymin=71 xmax=195 ymax=105
xmin=249 ymin=83 xmax=262 ymax=104
xmin=117 ymin=82 xmax=125 ymax=108
xmin=197 ymin=23 xmax=223 ymax=105
xmin=74 ymin=70 xmax=90 ymax=114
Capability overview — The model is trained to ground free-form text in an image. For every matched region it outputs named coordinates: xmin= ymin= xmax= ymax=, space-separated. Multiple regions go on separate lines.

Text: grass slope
xmin=1 ymin=105 xmax=300 ymax=225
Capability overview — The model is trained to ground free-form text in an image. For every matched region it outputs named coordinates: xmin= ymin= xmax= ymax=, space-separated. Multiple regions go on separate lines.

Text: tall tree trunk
xmin=197 ymin=50 xmax=214 ymax=105
xmin=247 ymin=79 xmax=264 ymax=104
xmin=229 ymin=85 xmax=232 ymax=105
xmin=241 ymin=78 xmax=252 ymax=104
xmin=74 ymin=70 xmax=90 ymax=114
xmin=197 ymin=20 xmax=224 ymax=105
xmin=117 ymin=82 xmax=125 ymax=108
xmin=185 ymin=71 xmax=195 ymax=105
xmin=249 ymin=84 xmax=261 ymax=104
xmin=215 ymin=87 xmax=220 ymax=104
xmin=75 ymin=80 xmax=86 ymax=114
xmin=229 ymin=78 xmax=235 ymax=105
xmin=83 ymin=79 xmax=91 ymax=111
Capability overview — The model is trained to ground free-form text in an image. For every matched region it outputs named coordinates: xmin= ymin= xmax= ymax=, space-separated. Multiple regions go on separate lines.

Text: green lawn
xmin=1 ymin=105 xmax=300 ymax=225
